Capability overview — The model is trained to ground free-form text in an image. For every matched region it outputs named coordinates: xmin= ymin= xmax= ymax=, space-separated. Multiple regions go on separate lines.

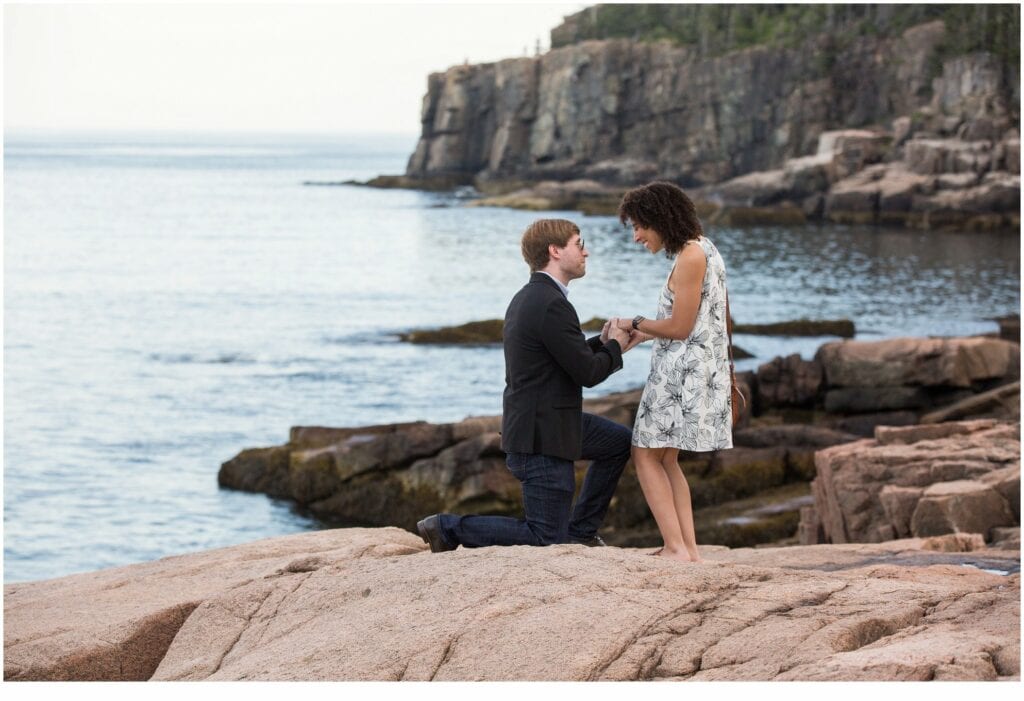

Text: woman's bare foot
xmin=656 ymin=547 xmax=694 ymax=563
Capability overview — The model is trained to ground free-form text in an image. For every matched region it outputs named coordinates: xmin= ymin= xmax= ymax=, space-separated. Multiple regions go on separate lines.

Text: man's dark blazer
xmin=501 ymin=272 xmax=623 ymax=461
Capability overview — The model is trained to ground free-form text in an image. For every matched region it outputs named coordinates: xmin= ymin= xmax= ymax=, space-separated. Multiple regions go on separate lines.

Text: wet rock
xmin=692 ymin=483 xmax=812 ymax=549
xmin=993 ymin=314 xmax=1020 ymax=343
xmin=217 ymin=446 xmax=291 ymax=498
xmin=824 ymin=386 xmax=929 ymax=413
xmin=690 ymin=447 xmax=788 ymax=506
xmin=401 ymin=433 xmax=520 ymax=509
xmin=732 ymin=424 xmax=858 ymax=450
xmin=921 ymin=380 xmax=1015 ymax=423
xmin=755 ymin=354 xmax=824 ymax=408
xmin=401 ymin=319 xmax=504 ymax=344
xmin=734 ymin=319 xmax=854 ymax=338
xmin=452 ymin=415 xmax=503 ymax=441
xmin=466 ymin=179 xmax=624 ymax=215
xmin=834 ymin=411 xmax=919 ymax=437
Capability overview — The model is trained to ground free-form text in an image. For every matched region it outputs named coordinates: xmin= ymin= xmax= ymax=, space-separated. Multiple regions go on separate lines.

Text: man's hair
xmin=520 ymin=219 xmax=580 ymax=271
xmin=618 ymin=181 xmax=703 ymax=257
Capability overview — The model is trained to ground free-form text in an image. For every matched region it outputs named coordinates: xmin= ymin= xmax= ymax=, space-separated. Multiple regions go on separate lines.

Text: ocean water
xmin=3 ymin=132 xmax=1020 ymax=583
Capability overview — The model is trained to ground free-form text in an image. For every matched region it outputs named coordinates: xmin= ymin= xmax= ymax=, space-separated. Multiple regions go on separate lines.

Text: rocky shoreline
xmin=5 ymin=528 xmax=1019 ymax=681
xmin=356 ymin=18 xmax=1020 ymax=231
xmin=5 ymin=332 xmax=1019 ymax=681
xmin=216 ymin=333 xmax=1019 ymax=551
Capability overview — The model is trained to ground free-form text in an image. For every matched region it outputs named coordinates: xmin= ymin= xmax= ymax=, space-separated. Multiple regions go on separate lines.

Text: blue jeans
xmin=437 ymin=413 xmax=631 ymax=547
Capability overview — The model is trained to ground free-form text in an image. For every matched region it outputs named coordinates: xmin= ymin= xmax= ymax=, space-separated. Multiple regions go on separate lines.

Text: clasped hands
xmin=601 ymin=317 xmax=652 ymax=353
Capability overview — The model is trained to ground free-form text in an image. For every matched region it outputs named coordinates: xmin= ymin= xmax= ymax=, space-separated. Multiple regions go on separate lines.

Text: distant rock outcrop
xmin=398 ymin=19 xmax=1018 ymax=229
xmin=4 ymin=529 xmax=1019 ymax=681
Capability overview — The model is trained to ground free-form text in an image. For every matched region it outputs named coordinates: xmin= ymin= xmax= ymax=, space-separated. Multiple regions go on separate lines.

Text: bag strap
xmin=726 ymin=290 xmax=747 ymax=410
xmin=726 ymin=289 xmax=736 ymax=380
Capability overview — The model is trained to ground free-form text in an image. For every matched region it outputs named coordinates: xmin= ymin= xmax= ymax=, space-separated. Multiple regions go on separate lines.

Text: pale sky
xmin=3 ymin=1 xmax=585 ymax=134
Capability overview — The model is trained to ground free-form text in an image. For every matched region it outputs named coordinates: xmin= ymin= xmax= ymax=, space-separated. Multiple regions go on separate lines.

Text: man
xmin=417 ymin=219 xmax=636 ymax=551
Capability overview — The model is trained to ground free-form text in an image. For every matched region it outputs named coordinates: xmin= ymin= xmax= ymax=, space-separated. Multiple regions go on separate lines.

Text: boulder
xmin=909 ymin=480 xmax=1016 ymax=538
xmin=288 ymin=422 xmax=454 ymax=504
xmin=824 ymin=386 xmax=929 ymax=413
xmin=824 ymin=164 xmax=934 ymax=224
xmin=732 ymin=424 xmax=859 ymax=450
xmin=816 ymin=336 xmax=1020 ymax=389
xmin=816 ymin=129 xmax=890 ymax=180
xmin=993 ymin=314 xmax=1020 ymax=343
xmin=217 ymin=445 xmax=291 ymax=498
xmin=5 ymin=529 xmax=1019 ymax=681
xmin=807 ymin=419 xmax=1019 ymax=545
xmin=402 ymin=432 xmax=520 ymax=509
xmin=731 ymin=373 xmax=754 ymax=429
xmin=990 ymin=527 xmax=1021 ymax=550
xmin=915 ymin=173 xmax=1020 ymax=215
xmin=690 ymin=447 xmax=789 ymax=506
xmin=904 ymin=139 xmax=993 ymax=175
xmin=879 ymin=485 xmax=924 ymax=539
xmin=980 ymin=465 xmax=1021 ymax=521
xmin=734 ymin=319 xmax=855 ymax=337
xmin=919 ymin=381 xmax=1020 ymax=424
xmin=401 ymin=319 xmax=505 ymax=344
xmin=834 ymin=411 xmax=919 ymax=437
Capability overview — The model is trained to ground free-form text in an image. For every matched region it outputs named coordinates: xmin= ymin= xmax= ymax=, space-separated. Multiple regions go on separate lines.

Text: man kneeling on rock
xmin=418 ymin=218 xmax=638 ymax=552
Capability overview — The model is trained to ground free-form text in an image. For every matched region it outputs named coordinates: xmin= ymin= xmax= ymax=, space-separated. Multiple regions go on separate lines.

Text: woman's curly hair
xmin=618 ymin=181 xmax=703 ymax=257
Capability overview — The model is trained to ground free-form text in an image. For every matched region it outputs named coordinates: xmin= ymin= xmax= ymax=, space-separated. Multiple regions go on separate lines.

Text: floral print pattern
xmin=633 ymin=237 xmax=733 ymax=451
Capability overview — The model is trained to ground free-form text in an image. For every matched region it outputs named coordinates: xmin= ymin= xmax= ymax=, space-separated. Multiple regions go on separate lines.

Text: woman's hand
xmin=614 ymin=317 xmax=633 ymax=331
xmin=624 ymin=331 xmax=653 ymax=351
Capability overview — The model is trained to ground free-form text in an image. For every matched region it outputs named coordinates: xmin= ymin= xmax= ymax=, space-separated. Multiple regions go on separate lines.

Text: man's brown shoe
xmin=417 ymin=515 xmax=456 ymax=553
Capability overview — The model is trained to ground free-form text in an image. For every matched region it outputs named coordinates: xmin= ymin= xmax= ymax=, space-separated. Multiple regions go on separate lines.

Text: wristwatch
xmin=631 ymin=315 xmax=644 ymax=330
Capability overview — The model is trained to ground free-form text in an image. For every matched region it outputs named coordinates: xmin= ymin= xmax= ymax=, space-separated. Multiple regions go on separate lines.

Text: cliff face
xmin=405 ymin=21 xmax=1017 ymax=190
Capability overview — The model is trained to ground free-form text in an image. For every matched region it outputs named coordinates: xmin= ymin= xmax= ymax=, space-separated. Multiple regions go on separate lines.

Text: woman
xmin=611 ymin=181 xmax=733 ymax=563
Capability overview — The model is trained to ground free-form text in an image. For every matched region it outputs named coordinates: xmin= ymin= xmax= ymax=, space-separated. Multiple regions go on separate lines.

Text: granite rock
xmin=5 ymin=529 xmax=1019 ymax=681
xmin=804 ymin=419 xmax=1020 ymax=545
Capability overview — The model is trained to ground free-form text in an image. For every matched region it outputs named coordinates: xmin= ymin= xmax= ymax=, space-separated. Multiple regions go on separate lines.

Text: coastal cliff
xmin=398 ymin=8 xmax=1019 ymax=229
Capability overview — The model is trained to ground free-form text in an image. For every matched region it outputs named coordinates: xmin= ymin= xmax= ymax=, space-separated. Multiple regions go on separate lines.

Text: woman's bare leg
xmin=632 ymin=446 xmax=692 ymax=562
xmin=661 ymin=449 xmax=702 ymax=562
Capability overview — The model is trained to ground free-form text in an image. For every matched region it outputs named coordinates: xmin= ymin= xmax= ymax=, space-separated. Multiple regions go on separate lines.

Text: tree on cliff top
xmin=551 ymin=3 xmax=1020 ymax=72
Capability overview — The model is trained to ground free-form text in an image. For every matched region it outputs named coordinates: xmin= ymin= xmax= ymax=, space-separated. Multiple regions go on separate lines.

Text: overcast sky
xmin=4 ymin=2 xmax=585 ymax=134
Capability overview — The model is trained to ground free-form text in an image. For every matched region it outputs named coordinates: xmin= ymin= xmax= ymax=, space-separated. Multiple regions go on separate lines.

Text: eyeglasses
xmin=573 ymin=238 xmax=585 ymax=250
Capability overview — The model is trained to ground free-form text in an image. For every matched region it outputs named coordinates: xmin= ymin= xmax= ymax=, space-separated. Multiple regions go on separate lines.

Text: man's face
xmin=557 ymin=233 xmax=588 ymax=280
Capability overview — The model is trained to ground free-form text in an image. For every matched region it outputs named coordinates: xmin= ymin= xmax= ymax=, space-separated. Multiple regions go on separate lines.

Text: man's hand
xmin=608 ymin=323 xmax=631 ymax=348
xmin=600 ymin=319 xmax=612 ymax=344
xmin=623 ymin=330 xmax=652 ymax=352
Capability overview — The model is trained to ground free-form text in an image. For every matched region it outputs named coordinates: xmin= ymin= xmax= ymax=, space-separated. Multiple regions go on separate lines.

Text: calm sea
xmin=3 ymin=132 xmax=1020 ymax=583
